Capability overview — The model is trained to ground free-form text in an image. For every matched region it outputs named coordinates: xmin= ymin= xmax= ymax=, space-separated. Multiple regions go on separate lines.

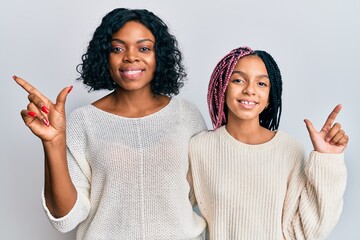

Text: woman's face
xmin=109 ymin=21 xmax=156 ymax=92
xmin=225 ymin=55 xmax=270 ymax=124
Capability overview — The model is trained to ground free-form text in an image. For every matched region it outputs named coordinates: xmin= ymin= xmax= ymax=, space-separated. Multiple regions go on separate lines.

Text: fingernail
xmin=12 ymin=75 xmax=17 ymax=80
xmin=42 ymin=118 xmax=50 ymax=127
xmin=28 ymin=112 xmax=36 ymax=117
xmin=68 ymin=85 xmax=73 ymax=93
xmin=41 ymin=106 xmax=49 ymax=114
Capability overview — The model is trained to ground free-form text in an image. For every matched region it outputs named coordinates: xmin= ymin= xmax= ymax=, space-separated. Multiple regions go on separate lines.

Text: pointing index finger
xmin=321 ymin=104 xmax=342 ymax=131
xmin=13 ymin=75 xmax=49 ymax=102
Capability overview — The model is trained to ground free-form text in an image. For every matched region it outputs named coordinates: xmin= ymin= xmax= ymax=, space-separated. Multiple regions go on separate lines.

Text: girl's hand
xmin=13 ymin=75 xmax=72 ymax=142
xmin=304 ymin=104 xmax=349 ymax=154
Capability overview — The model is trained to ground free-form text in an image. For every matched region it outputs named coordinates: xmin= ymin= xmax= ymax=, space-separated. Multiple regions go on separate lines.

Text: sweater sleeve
xmin=282 ymin=151 xmax=347 ymax=240
xmin=187 ymin=165 xmax=196 ymax=207
xmin=179 ymin=98 xmax=207 ymax=207
xmin=180 ymin=98 xmax=207 ymax=136
xmin=41 ymin=108 xmax=91 ymax=232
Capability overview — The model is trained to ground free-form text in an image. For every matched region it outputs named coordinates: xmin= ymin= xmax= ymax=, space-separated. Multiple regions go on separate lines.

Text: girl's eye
xmin=258 ymin=82 xmax=268 ymax=87
xmin=232 ymin=79 xmax=245 ymax=84
xmin=111 ymin=46 xmax=124 ymax=53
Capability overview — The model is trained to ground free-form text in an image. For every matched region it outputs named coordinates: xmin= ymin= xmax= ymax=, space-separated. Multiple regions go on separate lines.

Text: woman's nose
xmin=123 ymin=49 xmax=139 ymax=63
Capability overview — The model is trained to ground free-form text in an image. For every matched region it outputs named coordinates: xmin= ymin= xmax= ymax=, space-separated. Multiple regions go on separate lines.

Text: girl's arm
xmin=282 ymin=105 xmax=348 ymax=239
xmin=282 ymin=151 xmax=346 ymax=239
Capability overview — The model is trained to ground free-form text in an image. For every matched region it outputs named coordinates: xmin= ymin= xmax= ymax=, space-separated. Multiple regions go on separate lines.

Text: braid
xmin=207 ymin=47 xmax=283 ymax=131
xmin=253 ymin=50 xmax=282 ymax=130
xmin=208 ymin=46 xmax=253 ymax=129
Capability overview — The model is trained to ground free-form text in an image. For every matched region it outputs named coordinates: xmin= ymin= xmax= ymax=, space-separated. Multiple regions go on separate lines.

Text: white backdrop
xmin=1 ymin=0 xmax=359 ymax=239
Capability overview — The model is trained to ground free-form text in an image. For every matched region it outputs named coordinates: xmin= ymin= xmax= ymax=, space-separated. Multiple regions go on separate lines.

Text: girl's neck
xmin=225 ymin=119 xmax=275 ymax=145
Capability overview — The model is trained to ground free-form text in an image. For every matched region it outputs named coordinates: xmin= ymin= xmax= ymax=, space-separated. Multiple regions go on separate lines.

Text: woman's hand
xmin=304 ymin=104 xmax=349 ymax=154
xmin=13 ymin=75 xmax=72 ymax=142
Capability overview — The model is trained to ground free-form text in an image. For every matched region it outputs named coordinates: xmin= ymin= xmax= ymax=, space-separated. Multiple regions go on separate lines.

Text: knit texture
xmin=42 ymin=97 xmax=207 ymax=240
xmin=189 ymin=126 xmax=347 ymax=240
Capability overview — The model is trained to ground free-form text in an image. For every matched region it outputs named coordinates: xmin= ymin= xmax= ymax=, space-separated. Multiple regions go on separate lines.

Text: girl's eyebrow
xmin=232 ymin=70 xmax=246 ymax=76
xmin=111 ymin=38 xmax=155 ymax=44
xmin=232 ymin=70 xmax=269 ymax=79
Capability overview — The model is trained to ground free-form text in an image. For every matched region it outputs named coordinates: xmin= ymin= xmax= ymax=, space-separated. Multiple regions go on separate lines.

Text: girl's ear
xmin=265 ymin=102 xmax=269 ymax=109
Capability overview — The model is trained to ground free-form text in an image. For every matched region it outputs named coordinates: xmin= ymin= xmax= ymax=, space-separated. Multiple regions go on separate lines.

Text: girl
xmin=14 ymin=8 xmax=206 ymax=240
xmin=189 ymin=46 xmax=348 ymax=240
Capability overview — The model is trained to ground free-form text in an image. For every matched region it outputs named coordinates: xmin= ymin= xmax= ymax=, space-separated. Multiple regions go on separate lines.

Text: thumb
xmin=55 ymin=85 xmax=73 ymax=110
xmin=304 ymin=119 xmax=317 ymax=137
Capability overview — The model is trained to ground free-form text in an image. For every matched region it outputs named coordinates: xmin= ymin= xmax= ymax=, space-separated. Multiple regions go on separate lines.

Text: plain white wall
xmin=1 ymin=0 xmax=359 ymax=239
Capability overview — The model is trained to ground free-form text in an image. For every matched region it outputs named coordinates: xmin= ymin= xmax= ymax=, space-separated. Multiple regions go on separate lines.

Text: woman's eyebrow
xmin=111 ymin=38 xmax=155 ymax=44
xmin=111 ymin=39 xmax=125 ymax=44
xmin=137 ymin=38 xmax=155 ymax=44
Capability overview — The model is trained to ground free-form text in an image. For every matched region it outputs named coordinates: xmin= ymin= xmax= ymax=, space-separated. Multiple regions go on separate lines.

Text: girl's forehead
xmin=237 ymin=55 xmax=262 ymax=65
xmin=233 ymin=55 xmax=267 ymax=74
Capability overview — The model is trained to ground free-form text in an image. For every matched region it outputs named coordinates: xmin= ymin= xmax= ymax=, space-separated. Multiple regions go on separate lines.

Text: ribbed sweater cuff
xmin=306 ymin=151 xmax=346 ymax=184
xmin=41 ymin=188 xmax=89 ymax=232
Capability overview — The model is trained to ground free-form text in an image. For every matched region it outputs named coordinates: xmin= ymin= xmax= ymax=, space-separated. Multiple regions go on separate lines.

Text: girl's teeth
xmin=241 ymin=101 xmax=255 ymax=105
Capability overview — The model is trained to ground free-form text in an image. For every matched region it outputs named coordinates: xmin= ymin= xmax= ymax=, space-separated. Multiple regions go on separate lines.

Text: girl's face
xmin=225 ymin=55 xmax=270 ymax=124
xmin=109 ymin=21 xmax=156 ymax=92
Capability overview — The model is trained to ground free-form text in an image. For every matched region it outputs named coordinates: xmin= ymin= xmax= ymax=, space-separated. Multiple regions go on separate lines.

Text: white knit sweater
xmin=42 ymin=97 xmax=207 ymax=240
xmin=189 ymin=126 xmax=347 ymax=240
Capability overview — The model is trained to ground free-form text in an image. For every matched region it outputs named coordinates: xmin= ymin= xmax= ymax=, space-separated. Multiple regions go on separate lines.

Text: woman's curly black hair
xmin=76 ymin=8 xmax=186 ymax=96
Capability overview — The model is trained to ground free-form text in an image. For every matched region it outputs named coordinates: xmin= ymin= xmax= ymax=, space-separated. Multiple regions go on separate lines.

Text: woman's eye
xmin=139 ymin=47 xmax=151 ymax=52
xmin=111 ymin=46 xmax=123 ymax=53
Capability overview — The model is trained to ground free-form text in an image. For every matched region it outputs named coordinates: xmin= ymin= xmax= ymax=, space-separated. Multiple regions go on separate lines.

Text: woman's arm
xmin=14 ymin=76 xmax=77 ymax=217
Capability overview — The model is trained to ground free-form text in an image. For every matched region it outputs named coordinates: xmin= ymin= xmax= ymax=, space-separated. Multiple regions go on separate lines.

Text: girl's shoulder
xmin=276 ymin=130 xmax=302 ymax=144
xmin=190 ymin=127 xmax=222 ymax=145
xmin=275 ymin=130 xmax=305 ymax=152
xmin=190 ymin=128 xmax=304 ymax=151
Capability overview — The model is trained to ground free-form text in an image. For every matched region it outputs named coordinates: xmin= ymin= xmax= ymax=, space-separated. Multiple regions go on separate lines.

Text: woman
xmin=14 ymin=8 xmax=206 ymax=240
xmin=189 ymin=46 xmax=348 ymax=240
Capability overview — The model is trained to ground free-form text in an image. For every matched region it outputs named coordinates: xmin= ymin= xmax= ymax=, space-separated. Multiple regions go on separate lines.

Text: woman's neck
xmin=92 ymin=87 xmax=170 ymax=118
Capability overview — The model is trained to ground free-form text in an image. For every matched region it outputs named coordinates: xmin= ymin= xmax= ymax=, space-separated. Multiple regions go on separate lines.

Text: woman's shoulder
xmin=66 ymin=104 xmax=107 ymax=132
xmin=175 ymin=97 xmax=200 ymax=112
xmin=173 ymin=97 xmax=207 ymax=128
xmin=68 ymin=104 xmax=94 ymax=120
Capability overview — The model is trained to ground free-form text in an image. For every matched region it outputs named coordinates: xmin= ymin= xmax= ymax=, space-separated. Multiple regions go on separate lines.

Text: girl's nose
xmin=242 ymin=83 xmax=255 ymax=95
